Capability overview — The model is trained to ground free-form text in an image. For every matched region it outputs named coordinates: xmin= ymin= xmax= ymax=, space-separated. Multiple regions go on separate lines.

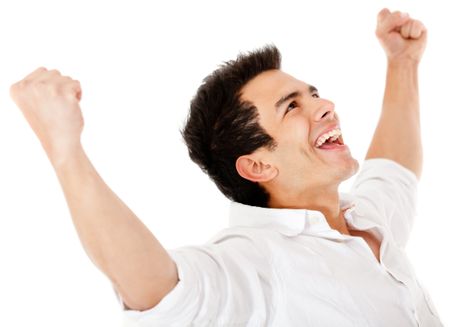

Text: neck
xmin=267 ymin=184 xmax=351 ymax=235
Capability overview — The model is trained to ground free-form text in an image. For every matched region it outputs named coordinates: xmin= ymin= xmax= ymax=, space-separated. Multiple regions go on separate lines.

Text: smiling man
xmin=10 ymin=7 xmax=443 ymax=327
xmin=237 ymin=71 xmax=359 ymax=235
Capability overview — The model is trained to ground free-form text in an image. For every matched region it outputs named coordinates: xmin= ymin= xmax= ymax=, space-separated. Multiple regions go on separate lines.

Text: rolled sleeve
xmin=349 ymin=158 xmax=419 ymax=248
xmin=115 ymin=249 xmax=201 ymax=326
xmin=114 ymin=234 xmax=269 ymax=326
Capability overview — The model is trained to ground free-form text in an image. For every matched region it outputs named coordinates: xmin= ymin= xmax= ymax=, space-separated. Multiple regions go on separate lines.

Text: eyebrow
xmin=275 ymin=85 xmax=319 ymax=111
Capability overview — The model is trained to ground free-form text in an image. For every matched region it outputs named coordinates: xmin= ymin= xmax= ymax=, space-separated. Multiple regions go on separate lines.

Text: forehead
xmin=240 ymin=69 xmax=309 ymax=107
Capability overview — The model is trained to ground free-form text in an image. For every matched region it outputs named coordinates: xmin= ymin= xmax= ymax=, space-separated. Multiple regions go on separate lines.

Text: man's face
xmin=239 ymin=69 xmax=359 ymax=193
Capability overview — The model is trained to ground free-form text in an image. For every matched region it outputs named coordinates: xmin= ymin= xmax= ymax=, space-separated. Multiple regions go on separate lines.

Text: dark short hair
xmin=180 ymin=44 xmax=281 ymax=207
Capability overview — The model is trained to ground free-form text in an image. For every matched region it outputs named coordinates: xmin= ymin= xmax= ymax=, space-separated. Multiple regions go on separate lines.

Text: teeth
xmin=315 ymin=128 xmax=342 ymax=148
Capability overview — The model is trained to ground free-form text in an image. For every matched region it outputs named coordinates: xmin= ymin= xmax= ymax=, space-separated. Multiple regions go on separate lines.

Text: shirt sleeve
xmin=113 ymin=233 xmax=270 ymax=326
xmin=349 ymin=158 xmax=419 ymax=249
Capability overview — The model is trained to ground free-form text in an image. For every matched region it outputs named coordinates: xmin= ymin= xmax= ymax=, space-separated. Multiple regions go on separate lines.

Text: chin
xmin=343 ymin=158 xmax=360 ymax=181
xmin=332 ymin=157 xmax=359 ymax=183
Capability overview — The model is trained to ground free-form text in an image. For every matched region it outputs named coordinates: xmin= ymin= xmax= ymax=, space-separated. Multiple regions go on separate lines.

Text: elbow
xmin=113 ymin=260 xmax=179 ymax=311
xmin=120 ymin=275 xmax=179 ymax=311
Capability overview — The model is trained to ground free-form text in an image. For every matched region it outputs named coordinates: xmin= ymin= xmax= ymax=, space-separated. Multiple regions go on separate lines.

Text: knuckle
xmin=9 ymin=83 xmax=19 ymax=97
xmin=16 ymin=80 xmax=27 ymax=92
xmin=10 ymin=80 xmax=30 ymax=99
xmin=22 ymin=77 xmax=32 ymax=85
xmin=378 ymin=8 xmax=389 ymax=18
xmin=48 ymin=69 xmax=61 ymax=75
xmin=63 ymin=75 xmax=76 ymax=84
xmin=11 ymin=79 xmax=28 ymax=94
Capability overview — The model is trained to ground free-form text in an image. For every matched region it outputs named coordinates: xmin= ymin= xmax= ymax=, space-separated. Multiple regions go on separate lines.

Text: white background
xmin=0 ymin=0 xmax=448 ymax=326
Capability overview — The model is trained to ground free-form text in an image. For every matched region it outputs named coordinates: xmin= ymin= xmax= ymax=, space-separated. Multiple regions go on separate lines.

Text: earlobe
xmin=235 ymin=155 xmax=278 ymax=183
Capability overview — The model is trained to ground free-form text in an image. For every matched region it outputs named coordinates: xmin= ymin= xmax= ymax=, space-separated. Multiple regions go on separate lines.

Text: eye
xmin=286 ymin=101 xmax=298 ymax=113
xmin=285 ymin=94 xmax=320 ymax=114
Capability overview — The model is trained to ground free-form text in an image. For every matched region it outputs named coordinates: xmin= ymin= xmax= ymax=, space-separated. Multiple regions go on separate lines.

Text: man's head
xmin=181 ymin=44 xmax=359 ymax=208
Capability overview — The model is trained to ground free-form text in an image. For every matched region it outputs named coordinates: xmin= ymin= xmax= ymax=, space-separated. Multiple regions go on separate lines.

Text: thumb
xmin=62 ymin=80 xmax=82 ymax=102
xmin=71 ymin=80 xmax=82 ymax=101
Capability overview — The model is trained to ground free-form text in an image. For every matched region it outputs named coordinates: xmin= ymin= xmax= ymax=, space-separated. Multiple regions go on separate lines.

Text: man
xmin=10 ymin=7 xmax=442 ymax=326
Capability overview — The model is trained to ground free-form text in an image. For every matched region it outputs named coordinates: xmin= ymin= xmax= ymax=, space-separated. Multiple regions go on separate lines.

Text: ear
xmin=235 ymin=154 xmax=278 ymax=183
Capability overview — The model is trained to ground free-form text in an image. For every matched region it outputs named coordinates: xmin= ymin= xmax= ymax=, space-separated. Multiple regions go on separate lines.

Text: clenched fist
xmin=10 ymin=67 xmax=84 ymax=165
xmin=376 ymin=8 xmax=427 ymax=64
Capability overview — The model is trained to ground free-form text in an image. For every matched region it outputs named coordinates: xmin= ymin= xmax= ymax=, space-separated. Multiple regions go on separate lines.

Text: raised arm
xmin=365 ymin=8 xmax=428 ymax=180
xmin=10 ymin=68 xmax=178 ymax=311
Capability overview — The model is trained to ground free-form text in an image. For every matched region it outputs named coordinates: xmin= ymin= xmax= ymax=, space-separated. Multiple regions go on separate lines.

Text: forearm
xmin=51 ymin=146 xmax=178 ymax=310
xmin=366 ymin=59 xmax=423 ymax=179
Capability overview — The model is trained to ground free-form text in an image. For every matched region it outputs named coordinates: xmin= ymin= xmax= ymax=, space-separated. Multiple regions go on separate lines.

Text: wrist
xmin=47 ymin=141 xmax=86 ymax=170
xmin=387 ymin=57 xmax=420 ymax=70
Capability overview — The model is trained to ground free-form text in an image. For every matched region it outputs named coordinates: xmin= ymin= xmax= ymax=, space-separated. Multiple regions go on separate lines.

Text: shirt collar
xmin=229 ymin=193 xmax=358 ymax=237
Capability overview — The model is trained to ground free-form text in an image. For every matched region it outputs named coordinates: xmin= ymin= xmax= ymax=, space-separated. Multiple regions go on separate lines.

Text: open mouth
xmin=316 ymin=135 xmax=347 ymax=150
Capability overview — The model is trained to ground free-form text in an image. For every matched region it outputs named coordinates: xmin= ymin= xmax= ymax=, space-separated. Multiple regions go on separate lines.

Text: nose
xmin=314 ymin=100 xmax=337 ymax=122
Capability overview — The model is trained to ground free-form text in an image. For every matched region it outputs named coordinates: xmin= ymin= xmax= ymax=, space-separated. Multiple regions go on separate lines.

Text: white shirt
xmin=116 ymin=158 xmax=443 ymax=326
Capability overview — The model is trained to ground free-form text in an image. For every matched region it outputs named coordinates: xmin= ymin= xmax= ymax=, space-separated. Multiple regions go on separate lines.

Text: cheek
xmin=285 ymin=122 xmax=311 ymax=149
xmin=276 ymin=132 xmax=313 ymax=164
xmin=272 ymin=116 xmax=312 ymax=155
